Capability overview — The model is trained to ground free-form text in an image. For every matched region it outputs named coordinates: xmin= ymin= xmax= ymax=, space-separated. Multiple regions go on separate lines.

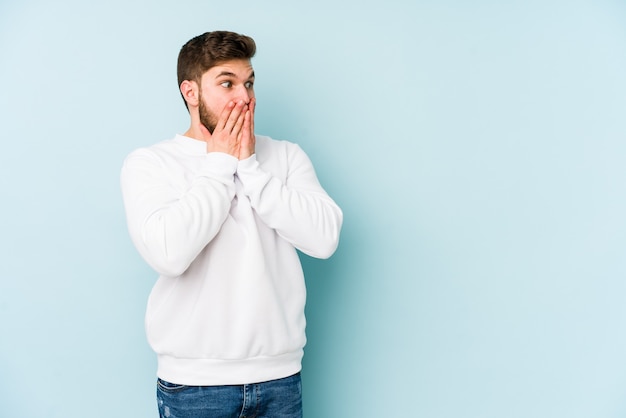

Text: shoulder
xmin=254 ymin=135 xmax=316 ymax=178
xmin=122 ymin=137 xmax=189 ymax=175
xmin=124 ymin=137 xmax=175 ymax=157
xmin=124 ymin=135 xmax=201 ymax=163
xmin=255 ymin=134 xmax=304 ymax=158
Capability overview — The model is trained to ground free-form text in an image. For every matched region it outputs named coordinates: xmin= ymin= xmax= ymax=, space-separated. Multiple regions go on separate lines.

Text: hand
xmin=238 ymin=98 xmax=256 ymax=160
xmin=204 ymin=100 xmax=249 ymax=157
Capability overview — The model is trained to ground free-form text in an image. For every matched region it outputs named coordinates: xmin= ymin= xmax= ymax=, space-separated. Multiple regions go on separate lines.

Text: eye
xmin=220 ymin=81 xmax=232 ymax=88
xmin=245 ymin=81 xmax=254 ymax=89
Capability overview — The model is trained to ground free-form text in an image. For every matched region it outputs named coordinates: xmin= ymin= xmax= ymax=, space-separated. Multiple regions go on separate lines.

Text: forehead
xmin=203 ymin=59 xmax=254 ymax=79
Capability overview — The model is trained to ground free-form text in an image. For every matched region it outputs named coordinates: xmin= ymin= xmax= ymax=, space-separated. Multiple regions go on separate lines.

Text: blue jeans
xmin=156 ymin=373 xmax=303 ymax=418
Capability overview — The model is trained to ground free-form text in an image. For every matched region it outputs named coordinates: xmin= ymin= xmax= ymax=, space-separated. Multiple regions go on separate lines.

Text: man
xmin=120 ymin=30 xmax=343 ymax=417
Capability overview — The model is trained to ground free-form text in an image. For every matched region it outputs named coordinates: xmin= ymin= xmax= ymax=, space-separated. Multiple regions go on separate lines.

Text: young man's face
xmin=198 ymin=59 xmax=255 ymax=133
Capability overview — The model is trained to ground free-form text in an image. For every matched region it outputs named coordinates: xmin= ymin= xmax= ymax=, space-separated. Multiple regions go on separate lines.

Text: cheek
xmin=202 ymin=96 xmax=228 ymax=115
xmin=201 ymin=87 xmax=230 ymax=111
xmin=212 ymin=95 xmax=234 ymax=111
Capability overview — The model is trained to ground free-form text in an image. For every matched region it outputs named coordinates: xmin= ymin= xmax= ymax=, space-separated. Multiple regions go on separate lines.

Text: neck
xmin=184 ymin=114 xmax=211 ymax=142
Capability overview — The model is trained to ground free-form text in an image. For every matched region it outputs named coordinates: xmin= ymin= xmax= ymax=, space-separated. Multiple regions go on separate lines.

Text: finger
xmin=237 ymin=110 xmax=250 ymax=147
xmin=249 ymin=97 xmax=256 ymax=114
xmin=241 ymin=109 xmax=251 ymax=141
xmin=231 ymin=106 xmax=248 ymax=140
xmin=223 ymin=100 xmax=247 ymax=134
xmin=238 ymin=110 xmax=254 ymax=159
xmin=249 ymin=98 xmax=255 ymax=136
xmin=213 ymin=101 xmax=236 ymax=132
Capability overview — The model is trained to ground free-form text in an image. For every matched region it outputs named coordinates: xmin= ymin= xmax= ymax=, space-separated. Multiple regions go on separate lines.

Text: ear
xmin=180 ymin=80 xmax=199 ymax=108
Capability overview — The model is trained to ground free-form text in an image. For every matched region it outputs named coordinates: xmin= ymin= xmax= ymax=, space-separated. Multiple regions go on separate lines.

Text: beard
xmin=198 ymin=93 xmax=218 ymax=134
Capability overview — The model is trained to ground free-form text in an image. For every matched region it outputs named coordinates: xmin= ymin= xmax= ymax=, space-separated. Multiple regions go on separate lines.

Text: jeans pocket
xmin=157 ymin=378 xmax=189 ymax=393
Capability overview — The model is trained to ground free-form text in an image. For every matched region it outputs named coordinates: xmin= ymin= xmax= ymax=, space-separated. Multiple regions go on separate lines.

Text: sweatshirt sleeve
xmin=120 ymin=149 xmax=238 ymax=277
xmin=236 ymin=143 xmax=343 ymax=259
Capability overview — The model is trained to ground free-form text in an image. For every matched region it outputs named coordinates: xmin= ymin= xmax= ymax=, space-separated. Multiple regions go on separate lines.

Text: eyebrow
xmin=215 ymin=71 xmax=255 ymax=79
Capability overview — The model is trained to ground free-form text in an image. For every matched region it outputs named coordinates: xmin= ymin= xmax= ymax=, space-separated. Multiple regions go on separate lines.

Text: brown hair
xmin=177 ymin=31 xmax=256 ymax=108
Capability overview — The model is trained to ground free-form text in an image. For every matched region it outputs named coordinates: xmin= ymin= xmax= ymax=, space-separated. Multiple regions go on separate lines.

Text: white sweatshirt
xmin=120 ymin=134 xmax=342 ymax=386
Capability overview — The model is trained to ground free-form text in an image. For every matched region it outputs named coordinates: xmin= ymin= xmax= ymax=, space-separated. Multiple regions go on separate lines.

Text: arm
xmin=121 ymin=150 xmax=237 ymax=277
xmin=236 ymin=143 xmax=343 ymax=259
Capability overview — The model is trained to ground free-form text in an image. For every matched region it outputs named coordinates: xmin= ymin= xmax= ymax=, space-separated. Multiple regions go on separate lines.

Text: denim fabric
xmin=156 ymin=373 xmax=302 ymax=418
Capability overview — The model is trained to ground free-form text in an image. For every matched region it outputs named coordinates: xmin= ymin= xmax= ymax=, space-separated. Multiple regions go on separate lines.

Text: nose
xmin=235 ymin=85 xmax=252 ymax=104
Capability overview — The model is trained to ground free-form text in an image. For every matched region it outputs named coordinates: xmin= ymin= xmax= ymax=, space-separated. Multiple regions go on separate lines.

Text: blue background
xmin=1 ymin=0 xmax=626 ymax=416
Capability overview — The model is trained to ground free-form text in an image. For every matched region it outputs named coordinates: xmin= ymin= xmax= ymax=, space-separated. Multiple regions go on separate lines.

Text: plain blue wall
xmin=2 ymin=0 xmax=626 ymax=416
